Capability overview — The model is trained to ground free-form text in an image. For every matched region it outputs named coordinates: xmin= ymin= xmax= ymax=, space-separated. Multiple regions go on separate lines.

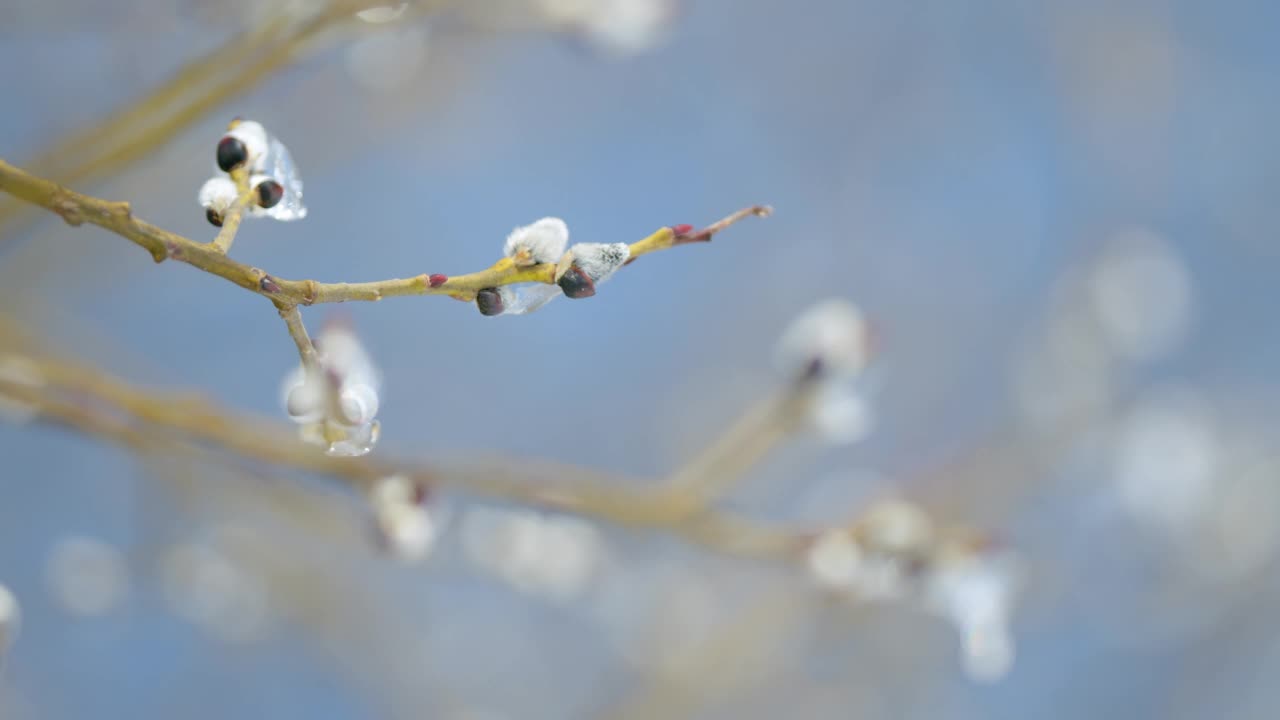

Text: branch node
xmin=259 ymin=273 xmax=282 ymax=294
xmin=53 ymin=193 xmax=83 ymax=227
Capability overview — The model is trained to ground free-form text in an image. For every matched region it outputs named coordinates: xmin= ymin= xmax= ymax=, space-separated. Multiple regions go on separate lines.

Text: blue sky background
xmin=1 ymin=1 xmax=1279 ymax=718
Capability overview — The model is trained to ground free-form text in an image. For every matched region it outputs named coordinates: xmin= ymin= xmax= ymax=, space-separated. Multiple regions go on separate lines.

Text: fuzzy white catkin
xmin=370 ymin=476 xmax=438 ymax=561
xmin=505 ymin=217 xmax=569 ymax=266
xmin=197 ymin=176 xmax=237 ymax=214
xmin=569 ymin=242 xmax=630 ymax=282
xmin=225 ymin=120 xmax=270 ymax=171
xmin=317 ymin=324 xmax=381 ymax=393
xmin=775 ymin=299 xmax=871 ymax=379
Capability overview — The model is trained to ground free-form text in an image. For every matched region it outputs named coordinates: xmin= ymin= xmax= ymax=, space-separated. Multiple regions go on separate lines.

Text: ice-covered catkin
xmin=505 ymin=217 xmax=569 ymax=267
xmin=476 ymin=284 xmax=564 ymax=317
xmin=280 ymin=319 xmax=383 ymax=457
xmin=207 ymin=119 xmax=307 ymax=223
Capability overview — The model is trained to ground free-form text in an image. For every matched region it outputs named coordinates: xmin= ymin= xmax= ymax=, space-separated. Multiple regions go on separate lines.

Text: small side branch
xmin=277 ymin=304 xmax=320 ymax=372
xmin=211 ymin=170 xmax=253 ymax=254
xmin=658 ymin=376 xmax=816 ymax=519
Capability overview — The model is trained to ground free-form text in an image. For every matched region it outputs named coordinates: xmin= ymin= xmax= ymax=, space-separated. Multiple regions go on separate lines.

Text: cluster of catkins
xmin=280 ymin=319 xmax=382 ymax=458
xmin=198 ymin=119 xmax=307 ymax=226
xmin=473 ymin=217 xmax=632 ymax=316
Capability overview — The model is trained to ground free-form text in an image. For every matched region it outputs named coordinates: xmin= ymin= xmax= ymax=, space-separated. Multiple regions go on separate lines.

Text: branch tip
xmin=677 ymin=204 xmax=773 ymax=244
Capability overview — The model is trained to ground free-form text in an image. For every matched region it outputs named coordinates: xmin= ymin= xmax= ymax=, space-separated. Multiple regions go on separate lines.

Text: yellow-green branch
xmin=0 ymin=157 xmax=770 ymax=308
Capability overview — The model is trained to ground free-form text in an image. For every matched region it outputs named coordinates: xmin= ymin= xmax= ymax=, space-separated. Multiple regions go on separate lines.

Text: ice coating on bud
xmin=338 ymin=383 xmax=379 ymax=426
xmin=198 ymin=176 xmax=237 ymax=216
xmin=927 ymin=554 xmax=1020 ymax=683
xmin=504 ymin=284 xmax=564 ymax=315
xmin=567 ymin=242 xmax=630 ymax=284
xmin=505 ymin=217 xmax=569 ymax=266
xmin=776 ymin=299 xmax=871 ymax=380
xmin=281 ymin=320 xmax=382 ymax=456
xmin=325 ymin=419 xmax=381 ymax=458
xmin=256 ymin=137 xmax=307 ymax=221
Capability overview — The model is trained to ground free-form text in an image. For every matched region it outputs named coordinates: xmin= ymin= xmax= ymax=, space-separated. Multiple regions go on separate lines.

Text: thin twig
xmin=278 ymin=304 xmax=320 ymax=372
xmin=211 ymin=171 xmax=254 ymax=255
xmin=658 ymin=375 xmax=816 ymax=518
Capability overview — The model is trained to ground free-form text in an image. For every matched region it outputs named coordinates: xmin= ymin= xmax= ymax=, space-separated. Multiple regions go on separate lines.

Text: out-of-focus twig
xmin=657 ymin=378 xmax=817 ymax=519
xmin=0 ymin=0 xmax=449 ymax=244
xmin=0 ymin=346 xmax=804 ymax=562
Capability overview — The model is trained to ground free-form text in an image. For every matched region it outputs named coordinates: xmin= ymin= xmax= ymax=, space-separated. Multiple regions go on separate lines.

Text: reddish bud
xmin=428 ymin=274 xmax=448 ymax=288
xmin=671 ymin=224 xmax=694 ymax=236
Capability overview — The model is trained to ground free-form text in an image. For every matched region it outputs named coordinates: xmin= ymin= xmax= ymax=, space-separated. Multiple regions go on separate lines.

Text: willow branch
xmin=0 ymin=158 xmax=770 ymax=308
xmin=0 ymin=351 xmax=803 ymax=563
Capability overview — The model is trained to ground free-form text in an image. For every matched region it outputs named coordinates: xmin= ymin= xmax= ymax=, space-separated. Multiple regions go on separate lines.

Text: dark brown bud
xmin=476 ymin=288 xmax=505 ymax=316
xmin=205 ymin=208 xmax=224 ymax=227
xmin=557 ymin=266 xmax=597 ymax=299
xmin=255 ymin=179 xmax=284 ymax=209
xmin=216 ymin=136 xmax=248 ymax=172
